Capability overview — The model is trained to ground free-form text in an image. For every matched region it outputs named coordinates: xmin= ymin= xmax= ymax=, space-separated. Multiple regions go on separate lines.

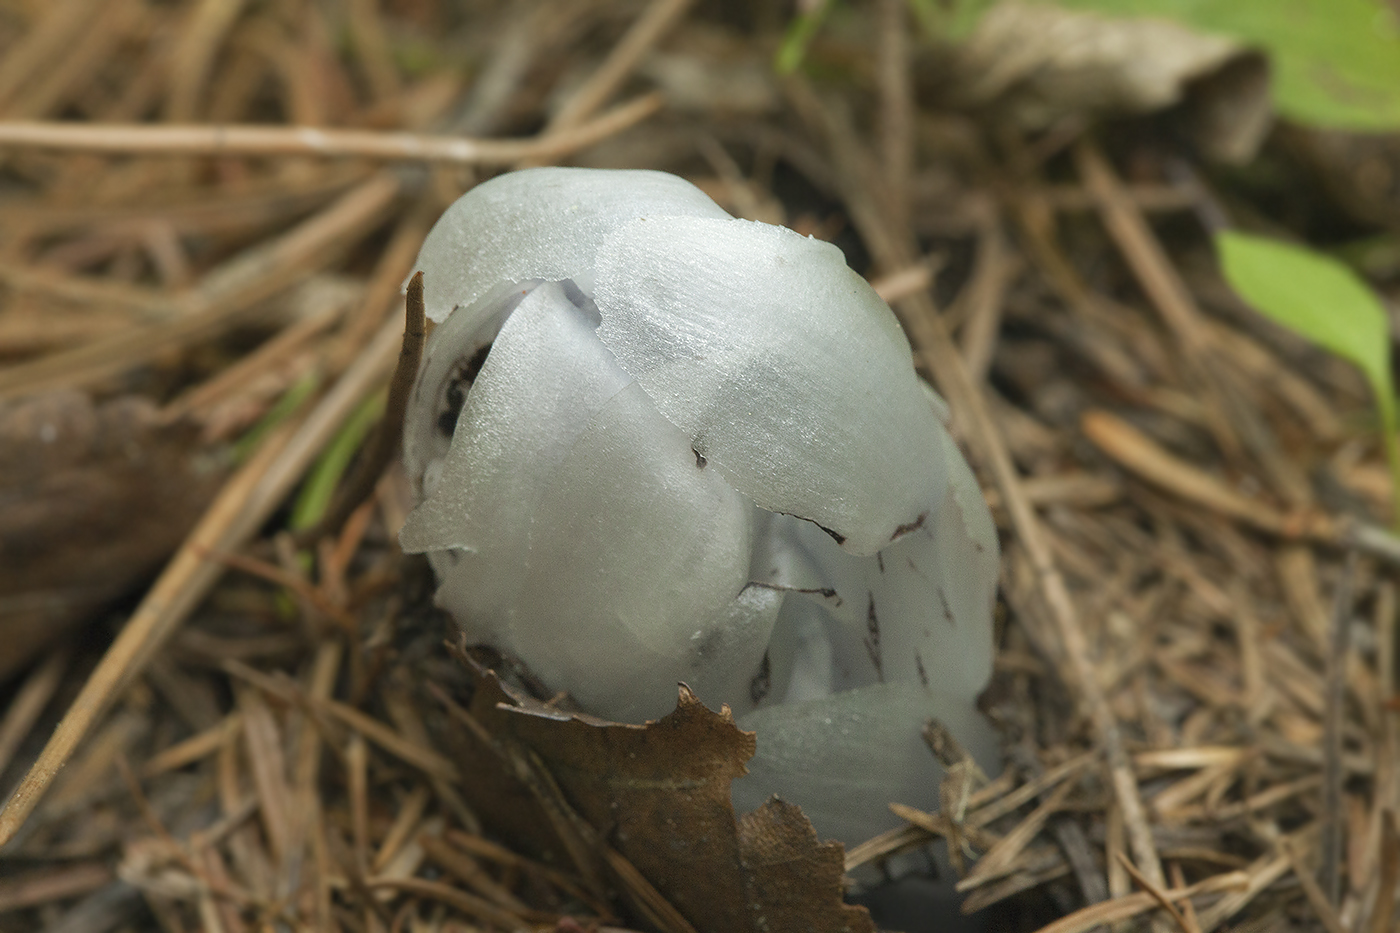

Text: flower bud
xmin=401 ymin=167 xmax=999 ymax=845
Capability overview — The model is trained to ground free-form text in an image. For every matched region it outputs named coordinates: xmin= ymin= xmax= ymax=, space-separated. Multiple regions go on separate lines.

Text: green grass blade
xmin=231 ymin=370 xmax=321 ymax=464
xmin=775 ymin=0 xmax=834 ymax=75
xmin=290 ymin=388 xmax=387 ymax=532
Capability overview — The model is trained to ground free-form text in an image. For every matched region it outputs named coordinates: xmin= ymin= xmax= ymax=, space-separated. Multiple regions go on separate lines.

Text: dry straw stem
xmin=318 ymin=696 xmax=458 ymax=784
xmin=0 ymin=171 xmax=402 ymax=402
xmin=0 ymin=314 xmax=404 ymax=848
xmin=1080 ymin=410 xmax=1328 ymax=538
xmin=428 ymin=679 xmax=608 ymax=902
xmin=0 ymin=169 xmax=368 ymax=242
xmin=1024 ymin=870 xmax=1248 ymax=933
xmin=164 ymin=0 xmax=251 ymax=122
xmin=416 ymin=832 xmax=532 ymax=913
xmin=216 ymin=655 xmax=461 ymax=784
xmin=0 ymin=93 xmax=661 ymax=164
xmin=1073 ymin=141 xmax=1216 ymax=360
xmin=1321 ymin=551 xmax=1359 ymax=906
xmin=965 ymin=750 xmax=1098 ymax=830
xmin=869 ymin=262 xmax=935 ymax=305
xmin=956 ymin=780 xmax=1075 ymax=890
xmin=1370 ymin=812 xmax=1400 ymax=933
xmin=0 ymin=650 xmax=68 ymax=779
xmin=139 ymin=713 xmax=241 ymax=779
xmin=0 ymin=0 xmax=108 ymax=113
xmin=1194 ymin=836 xmax=1303 ymax=933
xmin=953 ymin=202 xmax=1015 ymax=383
xmin=346 ymin=0 xmax=402 ymax=104
xmin=875 ymin=0 xmax=913 ymax=236
xmin=0 ymin=860 xmax=113 ymax=914
xmin=1082 ymin=408 xmax=1400 ymax=565
xmin=159 ymin=297 xmax=343 ymax=424
xmin=1282 ymin=837 xmax=1348 ymax=933
xmin=0 ymin=263 xmax=180 ymax=317
xmin=1074 ymin=139 xmax=1311 ymax=508
xmin=365 ymin=876 xmax=533 ymax=932
xmin=1115 ymin=852 xmax=1196 ymax=933
xmin=542 ymin=0 xmax=694 ymax=136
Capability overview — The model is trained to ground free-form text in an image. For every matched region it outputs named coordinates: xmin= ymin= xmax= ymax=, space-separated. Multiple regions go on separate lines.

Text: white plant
xmin=400 ymin=167 xmax=999 ymax=846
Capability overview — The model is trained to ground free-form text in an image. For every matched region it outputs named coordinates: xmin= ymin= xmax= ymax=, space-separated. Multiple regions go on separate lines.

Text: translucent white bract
xmin=400 ymin=167 xmax=999 ymax=847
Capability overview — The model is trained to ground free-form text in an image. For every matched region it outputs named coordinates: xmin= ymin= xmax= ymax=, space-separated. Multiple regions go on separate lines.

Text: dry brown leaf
xmin=0 ymin=390 xmax=224 ymax=680
xmin=952 ymin=0 xmax=1251 ymax=128
xmin=736 ymin=798 xmax=869 ymax=933
xmin=443 ymin=658 xmax=875 ymax=933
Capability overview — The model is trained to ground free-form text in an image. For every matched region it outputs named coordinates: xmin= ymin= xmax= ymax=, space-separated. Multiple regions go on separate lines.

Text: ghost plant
xmin=400 ymin=167 xmax=999 ymax=846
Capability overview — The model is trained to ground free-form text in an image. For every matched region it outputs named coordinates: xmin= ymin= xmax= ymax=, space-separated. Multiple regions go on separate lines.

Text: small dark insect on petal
xmin=461 ymin=342 xmax=493 ymax=383
xmin=437 ymin=408 xmax=459 ymax=437
xmin=692 ymin=446 xmax=707 ymax=468
xmin=445 ymin=378 xmax=465 ymax=415
xmin=436 ymin=342 xmax=494 ymax=437
xmin=437 ymin=376 xmax=468 ymax=436
xmin=750 ymin=651 xmax=772 ymax=705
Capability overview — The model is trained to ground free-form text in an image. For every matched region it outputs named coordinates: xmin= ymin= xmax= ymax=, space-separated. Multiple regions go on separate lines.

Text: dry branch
xmin=0 ymin=94 xmax=661 ymax=164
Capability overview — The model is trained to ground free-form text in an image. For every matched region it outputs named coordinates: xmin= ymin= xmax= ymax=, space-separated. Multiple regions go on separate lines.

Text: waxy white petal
xmin=402 ymin=279 xmax=534 ymax=496
xmin=413 ymin=168 xmax=729 ymax=323
xmin=594 ymin=215 xmax=947 ymax=555
xmin=515 ymin=383 xmax=756 ymax=724
xmin=734 ymin=683 xmax=999 ymax=848
xmin=400 ymin=281 xmax=632 ymax=651
xmin=401 ymin=168 xmax=1002 ymax=847
xmin=749 ymin=421 xmax=997 ymax=706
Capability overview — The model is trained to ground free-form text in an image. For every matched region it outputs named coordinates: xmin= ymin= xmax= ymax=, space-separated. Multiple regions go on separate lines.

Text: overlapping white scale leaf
xmin=402 ymin=279 xmax=537 ymax=498
xmin=733 ymin=683 xmax=999 ymax=849
xmin=514 ymin=383 xmax=757 ymax=724
xmin=593 ymin=216 xmax=948 ymax=556
xmin=929 ymin=425 xmax=1000 ymax=689
xmin=751 ymin=425 xmax=998 ymax=702
xmin=749 ymin=511 xmax=879 ymax=701
xmin=399 ymin=281 xmax=635 ymax=652
xmin=760 ymin=596 xmax=835 ymax=706
xmin=682 ymin=582 xmax=786 ymax=717
xmin=413 ymin=168 xmax=731 ymax=324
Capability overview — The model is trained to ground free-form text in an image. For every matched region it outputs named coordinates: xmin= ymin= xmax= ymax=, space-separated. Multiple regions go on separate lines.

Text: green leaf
xmin=1218 ymin=231 xmax=1390 ymax=391
xmin=1218 ymin=229 xmax=1399 ymax=524
xmin=1039 ymin=0 xmax=1400 ymax=130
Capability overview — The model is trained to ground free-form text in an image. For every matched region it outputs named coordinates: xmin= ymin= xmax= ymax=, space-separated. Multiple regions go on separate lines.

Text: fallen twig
xmin=0 ymin=94 xmax=661 ymax=164
xmin=0 ymin=315 xmax=403 ymax=848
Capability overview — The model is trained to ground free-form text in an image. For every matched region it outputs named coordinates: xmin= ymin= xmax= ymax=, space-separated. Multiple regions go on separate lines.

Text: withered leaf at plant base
xmin=0 ymin=390 xmax=225 ymax=681
xmin=737 ymin=798 xmax=864 ymax=933
xmin=448 ymin=659 xmax=875 ymax=933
